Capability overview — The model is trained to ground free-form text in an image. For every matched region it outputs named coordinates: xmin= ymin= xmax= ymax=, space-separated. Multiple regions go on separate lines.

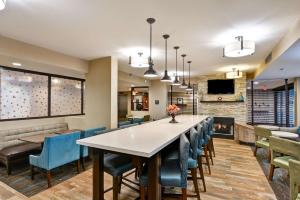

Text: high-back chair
xmin=269 ymin=136 xmax=300 ymax=181
xmin=139 ymin=134 xmax=190 ymax=200
xmin=207 ymin=117 xmax=216 ymax=157
xmin=289 ymin=159 xmax=300 ymax=200
xmin=201 ymin=120 xmax=213 ymax=174
xmin=29 ymin=131 xmax=81 ymax=187
xmin=80 ymin=127 xmax=106 ymax=170
xmin=254 ymin=126 xmax=272 ymax=162
xmin=196 ymin=123 xmax=207 ymax=191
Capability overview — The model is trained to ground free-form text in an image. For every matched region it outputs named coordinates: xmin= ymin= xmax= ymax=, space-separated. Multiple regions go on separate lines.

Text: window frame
xmin=0 ymin=65 xmax=85 ymax=121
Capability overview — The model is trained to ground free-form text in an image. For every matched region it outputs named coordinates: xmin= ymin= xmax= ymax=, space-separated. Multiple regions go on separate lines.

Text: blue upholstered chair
xmin=195 ymin=123 xmax=207 ymax=192
xmin=206 ymin=117 xmax=216 ymax=157
xmin=29 ymin=131 xmax=81 ymax=188
xmin=118 ymin=120 xmax=131 ymax=128
xmin=132 ymin=117 xmax=144 ymax=124
xmin=80 ymin=127 xmax=106 ymax=170
xmin=139 ymin=134 xmax=190 ymax=200
xmin=200 ymin=121 xmax=212 ymax=174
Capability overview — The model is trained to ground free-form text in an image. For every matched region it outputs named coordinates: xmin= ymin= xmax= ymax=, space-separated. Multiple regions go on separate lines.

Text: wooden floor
xmin=0 ymin=181 xmax=28 ymax=200
xmin=23 ymin=138 xmax=275 ymax=200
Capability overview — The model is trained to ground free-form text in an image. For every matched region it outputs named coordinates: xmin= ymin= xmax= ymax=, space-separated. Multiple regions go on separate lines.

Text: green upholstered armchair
xmin=254 ymin=127 xmax=272 ymax=161
xmin=289 ymin=159 xmax=300 ymax=200
xmin=269 ymin=136 xmax=300 ymax=181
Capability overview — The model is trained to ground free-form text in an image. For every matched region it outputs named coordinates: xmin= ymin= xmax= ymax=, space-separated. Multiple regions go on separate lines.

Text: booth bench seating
xmin=0 ymin=123 xmax=68 ymax=175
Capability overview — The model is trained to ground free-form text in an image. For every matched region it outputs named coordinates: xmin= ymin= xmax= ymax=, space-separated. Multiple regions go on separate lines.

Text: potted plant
xmin=167 ymin=104 xmax=180 ymax=123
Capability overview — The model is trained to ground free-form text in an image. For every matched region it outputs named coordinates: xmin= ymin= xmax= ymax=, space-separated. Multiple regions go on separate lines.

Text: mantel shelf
xmin=200 ymin=100 xmax=244 ymax=103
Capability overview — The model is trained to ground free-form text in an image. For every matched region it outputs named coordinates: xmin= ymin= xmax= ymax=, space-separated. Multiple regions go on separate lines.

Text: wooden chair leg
xmin=30 ymin=165 xmax=34 ymax=180
xmin=268 ymin=149 xmax=271 ymax=163
xmin=204 ymin=146 xmax=211 ymax=175
xmin=208 ymin=143 xmax=214 ymax=165
xmin=191 ymin=168 xmax=201 ymax=200
xmin=47 ymin=170 xmax=52 ymax=188
xmin=268 ymin=164 xmax=275 ymax=181
xmin=140 ymin=186 xmax=146 ymax=200
xmin=118 ymin=175 xmax=123 ymax=193
xmin=197 ymin=156 xmax=206 ymax=192
xmin=254 ymin=146 xmax=258 ymax=156
xmin=81 ymin=157 xmax=86 ymax=171
xmin=211 ymin=138 xmax=216 ymax=157
xmin=113 ymin=176 xmax=119 ymax=200
xmin=181 ymin=188 xmax=187 ymax=200
xmin=76 ymin=160 xmax=81 ymax=174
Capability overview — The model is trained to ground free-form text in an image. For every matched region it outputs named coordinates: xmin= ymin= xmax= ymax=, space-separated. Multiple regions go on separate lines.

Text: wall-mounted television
xmin=207 ymin=79 xmax=235 ymax=94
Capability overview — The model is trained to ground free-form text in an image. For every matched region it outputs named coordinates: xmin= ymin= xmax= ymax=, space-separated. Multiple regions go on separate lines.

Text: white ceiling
xmin=0 ymin=0 xmax=300 ymax=78
xmin=257 ymin=39 xmax=300 ymax=80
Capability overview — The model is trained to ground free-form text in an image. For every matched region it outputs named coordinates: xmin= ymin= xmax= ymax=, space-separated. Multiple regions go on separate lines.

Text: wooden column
xmin=251 ymin=80 xmax=254 ymax=125
xmin=285 ymin=79 xmax=289 ymax=127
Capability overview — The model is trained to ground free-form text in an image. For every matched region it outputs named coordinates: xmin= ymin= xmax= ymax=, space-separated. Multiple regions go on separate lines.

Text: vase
xmin=169 ymin=113 xmax=178 ymax=123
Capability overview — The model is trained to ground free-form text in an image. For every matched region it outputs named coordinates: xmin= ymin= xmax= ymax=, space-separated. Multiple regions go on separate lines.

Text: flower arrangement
xmin=167 ymin=104 xmax=180 ymax=123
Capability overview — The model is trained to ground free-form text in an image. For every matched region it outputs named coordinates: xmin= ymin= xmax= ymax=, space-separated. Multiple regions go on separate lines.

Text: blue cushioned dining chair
xmin=201 ymin=121 xmax=212 ymax=174
xmin=29 ymin=131 xmax=81 ymax=188
xmin=139 ymin=134 xmax=190 ymax=200
xmin=196 ymin=123 xmax=207 ymax=191
xmin=207 ymin=117 xmax=216 ymax=157
xmin=80 ymin=127 xmax=106 ymax=170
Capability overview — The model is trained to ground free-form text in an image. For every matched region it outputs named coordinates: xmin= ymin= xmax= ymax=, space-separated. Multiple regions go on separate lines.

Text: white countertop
xmin=77 ymin=115 xmax=208 ymax=157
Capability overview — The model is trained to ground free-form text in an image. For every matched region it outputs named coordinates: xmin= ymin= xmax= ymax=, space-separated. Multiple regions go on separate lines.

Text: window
xmin=0 ymin=66 xmax=85 ymax=121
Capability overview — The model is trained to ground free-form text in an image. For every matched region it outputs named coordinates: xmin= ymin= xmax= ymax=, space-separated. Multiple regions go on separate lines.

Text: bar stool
xmin=201 ymin=121 xmax=213 ymax=174
xmin=207 ymin=117 xmax=216 ymax=157
xmin=139 ymin=134 xmax=190 ymax=200
xmin=196 ymin=123 xmax=207 ymax=191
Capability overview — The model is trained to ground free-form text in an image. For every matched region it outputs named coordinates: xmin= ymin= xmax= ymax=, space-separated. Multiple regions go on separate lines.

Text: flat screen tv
xmin=207 ymin=79 xmax=235 ymax=94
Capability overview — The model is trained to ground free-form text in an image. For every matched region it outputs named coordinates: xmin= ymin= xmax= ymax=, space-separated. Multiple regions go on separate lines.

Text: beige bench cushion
xmin=0 ymin=123 xmax=68 ymax=151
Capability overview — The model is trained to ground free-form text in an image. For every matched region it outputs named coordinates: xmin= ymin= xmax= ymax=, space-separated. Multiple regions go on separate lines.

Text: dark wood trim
xmin=147 ymin=153 xmax=161 ymax=200
xmin=81 ymin=81 xmax=84 ymax=114
xmin=0 ymin=114 xmax=85 ymax=122
xmin=48 ymin=75 xmax=51 ymax=116
xmin=251 ymin=80 xmax=254 ymax=125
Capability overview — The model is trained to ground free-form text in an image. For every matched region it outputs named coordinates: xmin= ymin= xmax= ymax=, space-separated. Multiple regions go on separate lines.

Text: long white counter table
xmin=77 ymin=114 xmax=208 ymax=200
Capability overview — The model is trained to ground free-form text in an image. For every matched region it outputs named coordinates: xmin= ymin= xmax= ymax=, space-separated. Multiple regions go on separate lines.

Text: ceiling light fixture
xmin=186 ymin=61 xmax=193 ymax=91
xmin=144 ymin=18 xmax=158 ymax=78
xmin=172 ymin=46 xmax=181 ymax=86
xmin=12 ymin=62 xmax=22 ymax=67
xmin=225 ymin=68 xmax=243 ymax=79
xmin=161 ymin=34 xmax=172 ymax=82
xmin=129 ymin=52 xmax=149 ymax=68
xmin=223 ymin=36 xmax=255 ymax=58
xmin=180 ymin=54 xmax=188 ymax=89
xmin=0 ymin=0 xmax=6 ymax=11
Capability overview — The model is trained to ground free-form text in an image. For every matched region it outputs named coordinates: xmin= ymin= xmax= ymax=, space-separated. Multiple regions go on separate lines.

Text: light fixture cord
xmin=182 ymin=56 xmax=185 ymax=81
xmin=165 ymin=38 xmax=167 ymax=70
xmin=188 ymin=62 xmax=191 ymax=83
xmin=175 ymin=49 xmax=178 ymax=75
xmin=149 ymin=23 xmax=152 ymax=66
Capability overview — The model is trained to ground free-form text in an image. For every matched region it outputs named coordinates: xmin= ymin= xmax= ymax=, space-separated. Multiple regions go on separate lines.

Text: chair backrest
xmin=269 ymin=136 xmax=300 ymax=161
xmin=201 ymin=121 xmax=210 ymax=144
xmin=196 ymin=123 xmax=204 ymax=148
xmin=289 ymin=159 xmax=300 ymax=200
xmin=254 ymin=126 xmax=272 ymax=139
xmin=179 ymin=134 xmax=190 ymax=188
xmin=189 ymin=128 xmax=198 ymax=160
xmin=81 ymin=127 xmax=107 ymax=157
xmin=42 ymin=131 xmax=81 ymax=170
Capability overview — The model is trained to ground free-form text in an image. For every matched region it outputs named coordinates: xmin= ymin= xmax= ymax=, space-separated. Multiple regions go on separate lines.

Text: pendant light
xmin=144 ymin=18 xmax=158 ymax=78
xmin=172 ymin=46 xmax=181 ymax=86
xmin=186 ymin=61 xmax=193 ymax=91
xmin=180 ymin=54 xmax=188 ymax=88
xmin=0 ymin=0 xmax=6 ymax=10
xmin=161 ymin=34 xmax=172 ymax=82
xmin=223 ymin=36 xmax=255 ymax=58
xmin=225 ymin=68 xmax=243 ymax=79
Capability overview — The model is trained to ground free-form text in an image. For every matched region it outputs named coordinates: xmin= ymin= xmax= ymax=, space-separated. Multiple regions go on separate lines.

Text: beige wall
xmin=197 ymin=74 xmax=247 ymax=122
xmin=0 ymin=36 xmax=88 ymax=130
xmin=84 ymin=56 xmax=118 ymax=129
xmin=149 ymin=80 xmax=168 ymax=120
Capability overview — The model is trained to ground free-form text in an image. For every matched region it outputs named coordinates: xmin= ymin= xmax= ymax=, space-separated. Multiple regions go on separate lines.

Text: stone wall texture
xmin=197 ymin=74 xmax=247 ymax=122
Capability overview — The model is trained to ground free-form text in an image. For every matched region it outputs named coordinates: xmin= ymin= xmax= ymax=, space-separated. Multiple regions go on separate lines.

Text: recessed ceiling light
xmin=0 ymin=0 xmax=6 ymax=11
xmin=12 ymin=62 xmax=22 ymax=67
xmin=254 ymin=81 xmax=259 ymax=85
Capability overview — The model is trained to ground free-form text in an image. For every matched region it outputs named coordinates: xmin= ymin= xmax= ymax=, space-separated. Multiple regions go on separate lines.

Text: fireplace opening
xmin=213 ymin=117 xmax=234 ymax=139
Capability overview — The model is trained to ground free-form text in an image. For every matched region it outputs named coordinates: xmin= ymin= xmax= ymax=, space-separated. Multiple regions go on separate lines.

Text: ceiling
xmin=256 ymin=39 xmax=300 ymax=80
xmin=0 ymin=0 xmax=300 ymax=78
